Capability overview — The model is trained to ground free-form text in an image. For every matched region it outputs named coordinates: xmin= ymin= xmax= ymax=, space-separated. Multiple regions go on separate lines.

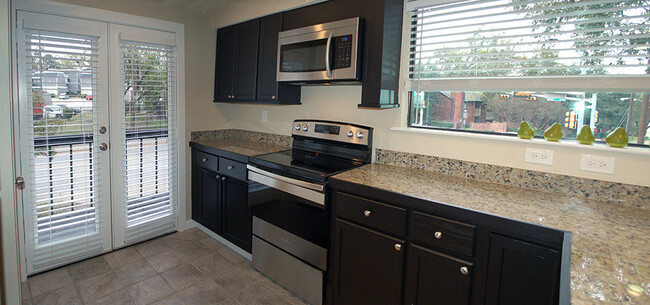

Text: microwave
xmin=277 ymin=17 xmax=363 ymax=83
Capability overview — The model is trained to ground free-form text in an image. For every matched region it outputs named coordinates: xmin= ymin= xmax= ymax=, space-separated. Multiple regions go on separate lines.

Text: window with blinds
xmin=119 ymin=40 xmax=177 ymax=244
xmin=24 ymin=29 xmax=106 ymax=270
xmin=406 ymin=0 xmax=650 ymax=144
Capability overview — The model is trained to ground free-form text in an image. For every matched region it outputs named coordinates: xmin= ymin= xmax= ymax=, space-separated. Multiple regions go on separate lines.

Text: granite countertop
xmin=332 ymin=163 xmax=649 ymax=305
xmin=191 ymin=138 xmax=289 ymax=157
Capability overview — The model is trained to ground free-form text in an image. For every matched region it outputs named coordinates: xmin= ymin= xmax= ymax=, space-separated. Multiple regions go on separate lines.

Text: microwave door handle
xmin=325 ymin=31 xmax=333 ymax=78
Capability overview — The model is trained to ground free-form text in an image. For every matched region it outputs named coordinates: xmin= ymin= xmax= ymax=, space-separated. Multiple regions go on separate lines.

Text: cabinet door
xmin=233 ymin=19 xmax=260 ymax=101
xmin=215 ymin=26 xmax=235 ymax=101
xmin=404 ymin=245 xmax=472 ymax=305
xmin=199 ymin=168 xmax=222 ymax=234
xmin=485 ymin=234 xmax=561 ymax=305
xmin=221 ymin=177 xmax=252 ymax=253
xmin=256 ymin=14 xmax=281 ymax=101
xmin=332 ymin=219 xmax=404 ymax=305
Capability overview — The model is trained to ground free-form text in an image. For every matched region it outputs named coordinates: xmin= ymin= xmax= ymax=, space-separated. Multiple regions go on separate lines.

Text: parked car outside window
xmin=58 ymin=92 xmax=69 ymax=99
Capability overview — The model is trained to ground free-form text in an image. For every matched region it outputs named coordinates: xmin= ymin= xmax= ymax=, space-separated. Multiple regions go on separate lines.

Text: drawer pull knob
xmin=460 ymin=266 xmax=469 ymax=275
xmin=364 ymin=210 xmax=371 ymax=217
xmin=202 ymin=158 xmax=207 ymax=162
xmin=228 ymin=165 xmax=234 ymax=170
xmin=394 ymin=244 xmax=401 ymax=251
xmin=222 ymin=176 xmax=226 ymax=181
xmin=434 ymin=231 xmax=443 ymax=239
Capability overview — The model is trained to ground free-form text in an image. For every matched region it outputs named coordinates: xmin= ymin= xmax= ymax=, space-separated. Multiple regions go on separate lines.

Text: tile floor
xmin=21 ymin=228 xmax=308 ymax=305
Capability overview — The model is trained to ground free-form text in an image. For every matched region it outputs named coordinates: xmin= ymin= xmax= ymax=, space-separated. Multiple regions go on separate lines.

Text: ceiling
xmin=143 ymin=0 xmax=321 ymax=13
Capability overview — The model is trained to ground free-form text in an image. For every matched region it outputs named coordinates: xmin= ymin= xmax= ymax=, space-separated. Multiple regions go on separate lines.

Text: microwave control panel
xmin=333 ymin=35 xmax=353 ymax=69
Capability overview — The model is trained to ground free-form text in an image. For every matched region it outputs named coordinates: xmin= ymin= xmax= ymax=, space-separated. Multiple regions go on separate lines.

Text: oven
xmin=247 ymin=120 xmax=372 ymax=305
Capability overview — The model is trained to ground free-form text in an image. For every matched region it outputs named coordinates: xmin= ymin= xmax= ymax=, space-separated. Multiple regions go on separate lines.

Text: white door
xmin=17 ymin=12 xmax=112 ymax=274
xmin=16 ymin=12 xmax=178 ymax=274
xmin=109 ymin=25 xmax=178 ymax=248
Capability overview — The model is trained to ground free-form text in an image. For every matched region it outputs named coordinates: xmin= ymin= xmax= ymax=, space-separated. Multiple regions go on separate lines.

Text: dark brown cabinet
xmin=191 ymin=147 xmax=252 ymax=253
xmin=214 ymin=14 xmax=300 ymax=104
xmin=485 ymin=234 xmax=561 ymax=305
xmin=404 ymin=245 xmax=473 ymax=305
xmin=327 ymin=183 xmax=571 ymax=305
xmin=215 ymin=20 xmax=259 ymax=102
xmin=331 ymin=219 xmax=404 ymax=305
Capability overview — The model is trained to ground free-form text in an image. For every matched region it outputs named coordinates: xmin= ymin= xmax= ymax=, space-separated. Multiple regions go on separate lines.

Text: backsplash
xmin=376 ymin=149 xmax=650 ymax=209
xmin=191 ymin=129 xmax=292 ymax=148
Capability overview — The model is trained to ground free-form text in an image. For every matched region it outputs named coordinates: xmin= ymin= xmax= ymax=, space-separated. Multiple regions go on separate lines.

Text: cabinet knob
xmin=394 ymin=244 xmax=402 ymax=251
xmin=271 ymin=95 xmax=276 ymax=99
xmin=363 ymin=210 xmax=371 ymax=217
xmin=202 ymin=158 xmax=208 ymax=162
xmin=222 ymin=176 xmax=226 ymax=181
xmin=460 ymin=266 xmax=469 ymax=275
xmin=434 ymin=231 xmax=443 ymax=239
xmin=216 ymin=175 xmax=221 ymax=179
xmin=227 ymin=165 xmax=234 ymax=170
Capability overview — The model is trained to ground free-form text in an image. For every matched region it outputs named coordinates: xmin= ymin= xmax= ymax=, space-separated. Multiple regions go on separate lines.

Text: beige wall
xmin=1 ymin=0 xmax=21 ymax=302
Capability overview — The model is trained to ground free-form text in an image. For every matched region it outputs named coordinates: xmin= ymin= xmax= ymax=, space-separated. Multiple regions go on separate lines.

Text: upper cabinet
xmin=214 ymin=14 xmax=301 ymax=104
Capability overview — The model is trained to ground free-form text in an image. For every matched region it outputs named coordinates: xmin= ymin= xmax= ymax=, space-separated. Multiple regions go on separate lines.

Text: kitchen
xmin=1 ymin=0 xmax=649 ymax=304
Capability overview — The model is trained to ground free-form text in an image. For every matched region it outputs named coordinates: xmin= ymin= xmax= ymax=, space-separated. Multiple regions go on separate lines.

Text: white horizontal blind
xmin=119 ymin=40 xmax=177 ymax=245
xmin=24 ymin=29 xmax=105 ymax=271
xmin=409 ymin=0 xmax=650 ymax=89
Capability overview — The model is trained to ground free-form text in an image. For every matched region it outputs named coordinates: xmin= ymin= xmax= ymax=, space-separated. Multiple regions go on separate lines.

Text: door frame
xmin=11 ymin=0 xmax=186 ymax=281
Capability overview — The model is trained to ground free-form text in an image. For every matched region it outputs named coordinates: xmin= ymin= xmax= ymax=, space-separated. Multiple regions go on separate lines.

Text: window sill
xmin=390 ymin=127 xmax=650 ymax=156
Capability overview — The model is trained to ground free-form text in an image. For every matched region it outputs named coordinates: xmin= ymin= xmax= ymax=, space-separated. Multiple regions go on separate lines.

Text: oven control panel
xmin=292 ymin=120 xmax=372 ymax=146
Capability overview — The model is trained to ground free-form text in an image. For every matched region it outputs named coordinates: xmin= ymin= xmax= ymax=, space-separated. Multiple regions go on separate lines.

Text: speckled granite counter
xmin=332 ymin=163 xmax=649 ymax=305
xmin=190 ymin=129 xmax=291 ymax=158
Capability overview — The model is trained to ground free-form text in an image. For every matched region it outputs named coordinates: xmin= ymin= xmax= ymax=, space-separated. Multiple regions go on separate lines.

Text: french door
xmin=16 ymin=12 xmax=178 ymax=274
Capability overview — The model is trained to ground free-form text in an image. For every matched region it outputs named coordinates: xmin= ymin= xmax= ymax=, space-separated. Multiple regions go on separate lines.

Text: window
xmin=407 ymin=0 xmax=650 ymax=145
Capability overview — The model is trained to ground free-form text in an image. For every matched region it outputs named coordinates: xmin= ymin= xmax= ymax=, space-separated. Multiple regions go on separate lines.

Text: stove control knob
xmin=346 ymin=130 xmax=354 ymax=138
xmin=356 ymin=131 xmax=365 ymax=139
xmin=295 ymin=123 xmax=302 ymax=130
xmin=302 ymin=124 xmax=309 ymax=131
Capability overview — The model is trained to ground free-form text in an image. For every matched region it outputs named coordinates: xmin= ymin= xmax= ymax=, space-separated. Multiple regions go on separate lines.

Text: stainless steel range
xmin=247 ymin=120 xmax=373 ymax=305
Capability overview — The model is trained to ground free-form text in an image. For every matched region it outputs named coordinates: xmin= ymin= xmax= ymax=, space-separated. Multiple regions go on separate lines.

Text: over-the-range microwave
xmin=277 ymin=17 xmax=363 ymax=83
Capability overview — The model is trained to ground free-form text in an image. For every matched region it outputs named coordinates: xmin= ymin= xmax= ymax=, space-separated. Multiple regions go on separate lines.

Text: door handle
xmin=325 ymin=31 xmax=333 ymax=78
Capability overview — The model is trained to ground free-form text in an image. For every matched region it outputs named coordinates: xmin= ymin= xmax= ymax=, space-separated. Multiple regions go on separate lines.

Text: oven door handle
xmin=247 ymin=165 xmax=324 ymax=192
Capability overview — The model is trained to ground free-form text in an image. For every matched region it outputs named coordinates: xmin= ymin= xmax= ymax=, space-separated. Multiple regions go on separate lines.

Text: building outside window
xmin=407 ymin=0 xmax=650 ymax=145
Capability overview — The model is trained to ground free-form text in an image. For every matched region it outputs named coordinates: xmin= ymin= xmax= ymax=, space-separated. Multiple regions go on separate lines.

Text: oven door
xmin=247 ymin=165 xmax=328 ymax=263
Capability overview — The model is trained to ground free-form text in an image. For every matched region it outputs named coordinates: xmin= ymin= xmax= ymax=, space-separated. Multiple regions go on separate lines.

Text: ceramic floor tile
xmin=21 ymin=280 xmax=31 ymax=300
xmin=233 ymin=280 xmax=293 ymax=305
xmin=30 ymin=284 xmax=82 ymax=305
xmin=28 ymin=267 xmax=73 ymax=298
xmin=67 ymin=256 xmax=112 ymax=283
xmin=114 ymin=259 xmax=158 ymax=286
xmin=103 ymin=247 xmax=144 ymax=269
xmin=160 ymin=263 xmax=209 ymax=291
xmin=75 ymin=271 xmax=124 ymax=303
xmin=126 ymin=274 xmax=174 ymax=305
xmin=217 ymin=246 xmax=246 ymax=264
xmin=198 ymin=236 xmax=226 ymax=251
xmin=134 ymin=237 xmax=171 ymax=258
xmin=146 ymin=250 xmax=185 ymax=273
xmin=155 ymin=279 xmax=233 ymax=305
xmin=211 ymin=262 xmax=265 ymax=296
xmin=22 ymin=299 xmax=33 ymax=305
xmin=86 ymin=289 xmax=135 ymax=305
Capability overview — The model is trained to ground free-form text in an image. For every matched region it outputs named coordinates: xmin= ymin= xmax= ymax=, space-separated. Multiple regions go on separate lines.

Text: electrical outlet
xmin=524 ymin=148 xmax=554 ymax=165
xmin=262 ymin=110 xmax=268 ymax=123
xmin=580 ymin=154 xmax=614 ymax=174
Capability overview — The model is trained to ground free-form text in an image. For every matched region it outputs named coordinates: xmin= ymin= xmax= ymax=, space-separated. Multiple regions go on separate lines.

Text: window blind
xmin=119 ymin=40 xmax=177 ymax=245
xmin=407 ymin=0 xmax=650 ymax=91
xmin=24 ymin=29 xmax=106 ymax=271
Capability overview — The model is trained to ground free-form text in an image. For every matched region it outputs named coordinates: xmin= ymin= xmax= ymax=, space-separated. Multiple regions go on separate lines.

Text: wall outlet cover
xmin=524 ymin=148 xmax=554 ymax=165
xmin=580 ymin=154 xmax=614 ymax=174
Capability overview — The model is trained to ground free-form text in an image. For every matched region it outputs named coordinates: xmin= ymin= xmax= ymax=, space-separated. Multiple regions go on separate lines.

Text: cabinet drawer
xmin=412 ymin=211 xmax=476 ymax=258
xmin=336 ymin=192 xmax=406 ymax=238
xmin=195 ymin=150 xmax=219 ymax=172
xmin=219 ymin=158 xmax=247 ymax=181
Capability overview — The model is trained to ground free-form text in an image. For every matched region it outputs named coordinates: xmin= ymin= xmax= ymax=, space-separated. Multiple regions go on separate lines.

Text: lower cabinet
xmin=485 ymin=234 xmax=561 ymax=305
xmin=328 ymin=189 xmax=568 ymax=305
xmin=404 ymin=245 xmax=472 ymax=305
xmin=191 ymin=148 xmax=252 ymax=253
xmin=331 ymin=219 xmax=404 ymax=305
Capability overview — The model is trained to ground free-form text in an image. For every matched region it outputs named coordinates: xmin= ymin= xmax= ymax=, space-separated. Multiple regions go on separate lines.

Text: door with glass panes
xmin=16 ymin=12 xmax=178 ymax=274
